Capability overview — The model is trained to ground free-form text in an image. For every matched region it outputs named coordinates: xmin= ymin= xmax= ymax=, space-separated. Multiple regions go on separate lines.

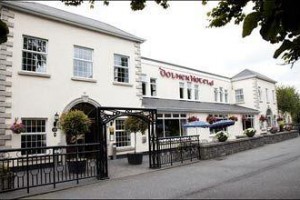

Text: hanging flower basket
xmin=229 ymin=115 xmax=238 ymax=121
xmin=10 ymin=118 xmax=26 ymax=134
xmin=206 ymin=114 xmax=217 ymax=124
xmin=259 ymin=115 xmax=267 ymax=122
xmin=187 ymin=116 xmax=199 ymax=122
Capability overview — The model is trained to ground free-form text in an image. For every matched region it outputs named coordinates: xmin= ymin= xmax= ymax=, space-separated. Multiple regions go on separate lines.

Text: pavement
xmin=2 ymin=136 xmax=300 ymax=199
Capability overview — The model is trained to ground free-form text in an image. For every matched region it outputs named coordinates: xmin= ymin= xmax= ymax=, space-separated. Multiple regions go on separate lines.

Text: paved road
xmin=24 ymin=137 xmax=300 ymax=199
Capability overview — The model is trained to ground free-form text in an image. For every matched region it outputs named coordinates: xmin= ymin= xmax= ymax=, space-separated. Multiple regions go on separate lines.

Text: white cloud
xmin=39 ymin=1 xmax=300 ymax=91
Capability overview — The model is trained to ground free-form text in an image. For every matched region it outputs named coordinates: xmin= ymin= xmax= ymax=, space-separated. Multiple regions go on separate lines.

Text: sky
xmin=39 ymin=1 xmax=300 ymax=91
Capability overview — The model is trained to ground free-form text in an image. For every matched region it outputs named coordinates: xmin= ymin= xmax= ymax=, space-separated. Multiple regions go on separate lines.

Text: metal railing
xmin=0 ymin=143 xmax=101 ymax=193
xmin=157 ymin=135 xmax=200 ymax=167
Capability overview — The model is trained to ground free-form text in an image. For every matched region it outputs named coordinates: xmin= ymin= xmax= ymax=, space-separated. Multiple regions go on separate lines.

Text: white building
xmin=0 ymin=2 xmax=279 ymax=156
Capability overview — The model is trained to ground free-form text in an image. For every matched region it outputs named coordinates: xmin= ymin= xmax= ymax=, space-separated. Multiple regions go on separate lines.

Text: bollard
xmin=112 ymin=143 xmax=117 ymax=160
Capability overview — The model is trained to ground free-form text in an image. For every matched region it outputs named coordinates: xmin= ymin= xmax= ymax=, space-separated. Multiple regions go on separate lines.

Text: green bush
xmin=244 ymin=128 xmax=256 ymax=137
xmin=215 ymin=131 xmax=229 ymax=142
xmin=60 ymin=110 xmax=91 ymax=144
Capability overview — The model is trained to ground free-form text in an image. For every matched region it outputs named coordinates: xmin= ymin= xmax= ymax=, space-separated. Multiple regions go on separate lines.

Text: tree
xmin=204 ymin=0 xmax=300 ymax=67
xmin=276 ymin=85 xmax=300 ymax=123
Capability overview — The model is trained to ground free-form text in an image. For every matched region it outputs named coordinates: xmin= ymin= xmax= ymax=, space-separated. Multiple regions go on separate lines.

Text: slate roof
xmin=1 ymin=1 xmax=144 ymax=43
xmin=231 ymin=69 xmax=276 ymax=83
xmin=142 ymin=97 xmax=259 ymax=114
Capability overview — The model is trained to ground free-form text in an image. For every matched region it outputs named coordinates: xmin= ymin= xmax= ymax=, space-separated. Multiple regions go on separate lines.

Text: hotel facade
xmin=0 ymin=2 xmax=279 ymax=156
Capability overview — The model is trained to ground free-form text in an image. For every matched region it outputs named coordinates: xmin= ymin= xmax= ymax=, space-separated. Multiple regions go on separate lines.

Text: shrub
xmin=215 ymin=130 xmax=229 ymax=142
xmin=244 ymin=128 xmax=256 ymax=137
xmin=60 ymin=110 xmax=91 ymax=144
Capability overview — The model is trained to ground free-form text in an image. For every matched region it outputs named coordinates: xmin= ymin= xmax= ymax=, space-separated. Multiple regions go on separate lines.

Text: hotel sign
xmin=159 ymin=67 xmax=214 ymax=86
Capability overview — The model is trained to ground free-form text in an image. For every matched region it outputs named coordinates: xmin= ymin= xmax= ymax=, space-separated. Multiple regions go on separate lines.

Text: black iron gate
xmin=97 ymin=107 xmax=159 ymax=173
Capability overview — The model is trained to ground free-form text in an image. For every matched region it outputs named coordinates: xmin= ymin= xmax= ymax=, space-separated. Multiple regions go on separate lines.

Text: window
xmin=224 ymin=90 xmax=228 ymax=103
xmin=258 ymin=86 xmax=262 ymax=101
xmin=214 ymin=88 xmax=218 ymax=102
xmin=114 ymin=54 xmax=129 ymax=83
xmin=141 ymin=74 xmax=147 ymax=96
xmin=157 ymin=113 xmax=187 ymax=137
xmin=219 ymin=87 xmax=223 ymax=102
xmin=21 ymin=119 xmax=47 ymax=155
xmin=115 ymin=119 xmax=131 ymax=147
xmin=265 ymin=88 xmax=269 ymax=103
xmin=242 ymin=115 xmax=254 ymax=130
xmin=179 ymin=82 xmax=184 ymax=99
xmin=187 ymin=82 xmax=192 ymax=100
xmin=22 ymin=36 xmax=47 ymax=73
xmin=272 ymin=90 xmax=275 ymax=103
xmin=150 ymin=78 xmax=157 ymax=96
xmin=235 ymin=89 xmax=244 ymax=103
xmin=194 ymin=85 xmax=199 ymax=100
xmin=73 ymin=46 xmax=93 ymax=78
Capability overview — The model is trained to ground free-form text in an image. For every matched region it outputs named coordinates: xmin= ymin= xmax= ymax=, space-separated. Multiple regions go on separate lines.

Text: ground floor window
xmin=21 ymin=119 xmax=47 ymax=155
xmin=242 ymin=115 xmax=254 ymax=130
xmin=157 ymin=113 xmax=187 ymax=137
xmin=115 ymin=119 xmax=131 ymax=147
xmin=209 ymin=114 xmax=228 ymax=134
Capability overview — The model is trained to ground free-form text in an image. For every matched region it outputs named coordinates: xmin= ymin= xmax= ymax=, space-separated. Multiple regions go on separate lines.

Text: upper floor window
xmin=194 ymin=85 xmax=199 ymax=100
xmin=187 ymin=82 xmax=192 ymax=100
xmin=214 ymin=88 xmax=218 ymax=102
xmin=114 ymin=54 xmax=129 ymax=83
xmin=219 ymin=87 xmax=223 ymax=102
xmin=150 ymin=78 xmax=157 ymax=97
xmin=73 ymin=46 xmax=93 ymax=78
xmin=258 ymin=86 xmax=262 ymax=101
xmin=141 ymin=74 xmax=147 ymax=96
xmin=235 ymin=89 xmax=244 ymax=103
xmin=21 ymin=119 xmax=47 ymax=155
xmin=179 ymin=82 xmax=184 ymax=99
xmin=224 ymin=89 xmax=228 ymax=103
xmin=265 ymin=88 xmax=269 ymax=103
xmin=22 ymin=35 xmax=47 ymax=73
xmin=272 ymin=90 xmax=275 ymax=103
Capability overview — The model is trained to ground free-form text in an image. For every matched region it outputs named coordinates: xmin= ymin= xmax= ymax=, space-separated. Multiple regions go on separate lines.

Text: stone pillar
xmin=0 ymin=6 xmax=14 ymax=149
xmin=134 ymin=42 xmax=143 ymax=101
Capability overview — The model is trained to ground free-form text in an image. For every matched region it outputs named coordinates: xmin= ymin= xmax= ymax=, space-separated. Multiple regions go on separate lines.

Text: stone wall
xmin=0 ymin=5 xmax=14 ymax=148
xmin=200 ymin=131 xmax=298 ymax=160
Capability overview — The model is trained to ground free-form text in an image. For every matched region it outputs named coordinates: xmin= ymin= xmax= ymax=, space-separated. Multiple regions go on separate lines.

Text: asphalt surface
xmin=20 ymin=137 xmax=300 ymax=199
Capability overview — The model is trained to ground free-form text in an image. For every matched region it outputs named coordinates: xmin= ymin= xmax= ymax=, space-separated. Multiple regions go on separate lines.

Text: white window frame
xmin=194 ymin=85 xmax=199 ymax=100
xmin=266 ymin=88 xmax=269 ymax=103
xmin=73 ymin=46 xmax=94 ymax=78
xmin=141 ymin=74 xmax=148 ymax=96
xmin=219 ymin=87 xmax=223 ymax=102
xmin=114 ymin=54 xmax=129 ymax=83
xmin=22 ymin=35 xmax=48 ymax=73
xmin=187 ymin=82 xmax=192 ymax=100
xmin=179 ymin=82 xmax=185 ymax=99
xmin=115 ymin=119 xmax=131 ymax=147
xmin=214 ymin=88 xmax=218 ymax=102
xmin=224 ymin=89 xmax=228 ymax=103
xmin=235 ymin=89 xmax=244 ymax=103
xmin=150 ymin=78 xmax=157 ymax=97
xmin=258 ymin=86 xmax=262 ymax=101
xmin=21 ymin=118 xmax=47 ymax=155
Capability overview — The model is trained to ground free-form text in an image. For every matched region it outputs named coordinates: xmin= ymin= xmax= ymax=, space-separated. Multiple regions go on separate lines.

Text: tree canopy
xmin=276 ymin=85 xmax=300 ymax=123
xmin=0 ymin=0 xmax=299 ymax=67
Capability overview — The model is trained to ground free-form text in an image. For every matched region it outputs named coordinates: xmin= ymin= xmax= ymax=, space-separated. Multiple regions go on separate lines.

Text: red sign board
xmin=159 ymin=67 xmax=214 ymax=86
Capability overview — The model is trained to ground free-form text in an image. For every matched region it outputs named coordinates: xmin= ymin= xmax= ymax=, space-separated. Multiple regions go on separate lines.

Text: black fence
xmin=0 ymin=143 xmax=102 ymax=193
xmin=157 ymin=135 xmax=200 ymax=167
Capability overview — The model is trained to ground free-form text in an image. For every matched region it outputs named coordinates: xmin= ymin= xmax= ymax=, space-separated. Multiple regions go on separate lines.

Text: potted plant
xmin=244 ymin=128 xmax=256 ymax=137
xmin=10 ymin=118 xmax=26 ymax=134
xmin=60 ymin=110 xmax=91 ymax=173
xmin=0 ymin=163 xmax=14 ymax=191
xmin=215 ymin=130 xmax=229 ymax=142
xmin=278 ymin=120 xmax=285 ymax=132
xmin=124 ymin=116 xmax=148 ymax=165
xmin=187 ymin=116 xmax=199 ymax=122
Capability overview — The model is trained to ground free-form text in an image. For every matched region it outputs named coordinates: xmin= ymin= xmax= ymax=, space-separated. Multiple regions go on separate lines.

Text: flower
xmin=259 ymin=115 xmax=267 ymax=122
xmin=10 ymin=118 xmax=26 ymax=134
xmin=229 ymin=115 xmax=238 ymax=121
xmin=206 ymin=114 xmax=217 ymax=124
xmin=187 ymin=116 xmax=199 ymax=122
xmin=215 ymin=130 xmax=229 ymax=142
